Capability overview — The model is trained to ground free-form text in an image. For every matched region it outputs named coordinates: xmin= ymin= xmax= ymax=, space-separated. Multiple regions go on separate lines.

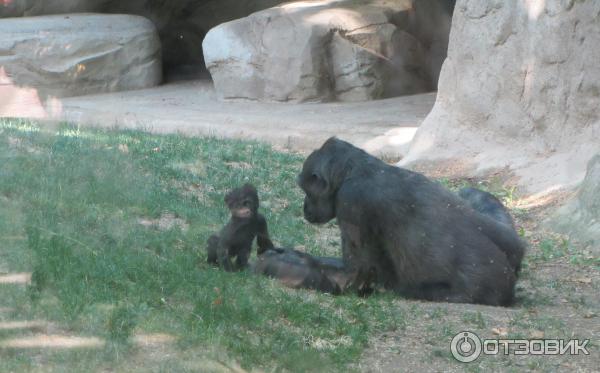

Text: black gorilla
xmin=206 ymin=184 xmax=273 ymax=271
xmin=297 ymin=138 xmax=525 ymax=306
xmin=252 ymin=248 xmax=353 ymax=295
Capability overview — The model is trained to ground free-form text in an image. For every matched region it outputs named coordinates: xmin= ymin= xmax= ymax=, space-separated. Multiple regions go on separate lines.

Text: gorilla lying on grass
xmin=252 ymin=248 xmax=351 ymax=295
xmin=295 ymin=137 xmax=525 ymax=306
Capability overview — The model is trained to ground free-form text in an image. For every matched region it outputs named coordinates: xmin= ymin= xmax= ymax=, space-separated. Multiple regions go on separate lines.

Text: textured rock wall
xmin=202 ymin=0 xmax=453 ymax=102
xmin=203 ymin=1 xmax=406 ymax=102
xmin=2 ymin=0 xmax=453 ymax=87
xmin=551 ymin=154 xmax=600 ymax=253
xmin=402 ymin=0 xmax=600 ymax=193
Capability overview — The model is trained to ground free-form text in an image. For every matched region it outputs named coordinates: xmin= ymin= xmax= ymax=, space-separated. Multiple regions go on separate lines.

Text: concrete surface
xmin=4 ymin=79 xmax=435 ymax=155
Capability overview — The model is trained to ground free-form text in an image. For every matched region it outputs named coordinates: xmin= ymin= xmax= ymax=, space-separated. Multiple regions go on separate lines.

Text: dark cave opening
xmin=160 ymin=19 xmax=210 ymax=82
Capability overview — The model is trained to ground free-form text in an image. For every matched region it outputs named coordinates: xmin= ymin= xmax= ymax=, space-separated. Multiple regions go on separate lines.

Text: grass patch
xmin=528 ymin=237 xmax=599 ymax=268
xmin=0 ymin=119 xmax=406 ymax=371
xmin=3 ymin=119 xmax=597 ymax=372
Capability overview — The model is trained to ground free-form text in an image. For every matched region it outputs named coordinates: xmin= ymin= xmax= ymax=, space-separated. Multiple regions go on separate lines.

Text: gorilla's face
xmin=297 ymin=148 xmax=337 ymax=224
xmin=224 ymin=184 xmax=258 ymax=219
xmin=301 ymin=190 xmax=336 ymax=224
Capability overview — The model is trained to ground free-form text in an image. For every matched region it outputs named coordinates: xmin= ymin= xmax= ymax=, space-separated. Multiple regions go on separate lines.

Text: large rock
xmin=3 ymin=1 xmax=452 ymax=84
xmin=0 ymin=14 xmax=161 ymax=100
xmin=401 ymin=0 xmax=600 ymax=193
xmin=1 ymin=1 xmax=283 ymax=78
xmin=203 ymin=0 xmax=434 ymax=102
xmin=551 ymin=155 xmax=600 ymax=253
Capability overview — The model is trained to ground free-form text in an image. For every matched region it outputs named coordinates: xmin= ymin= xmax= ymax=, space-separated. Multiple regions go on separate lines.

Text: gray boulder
xmin=0 ymin=14 xmax=161 ymax=99
xmin=202 ymin=0 xmax=432 ymax=102
xmin=551 ymin=155 xmax=600 ymax=254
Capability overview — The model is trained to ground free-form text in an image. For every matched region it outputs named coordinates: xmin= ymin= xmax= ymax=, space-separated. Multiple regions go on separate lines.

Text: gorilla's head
xmin=297 ymin=137 xmax=355 ymax=224
xmin=224 ymin=183 xmax=258 ymax=219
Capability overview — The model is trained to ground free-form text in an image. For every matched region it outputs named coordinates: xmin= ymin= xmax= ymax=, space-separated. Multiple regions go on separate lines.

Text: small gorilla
xmin=206 ymin=184 xmax=274 ymax=271
xmin=298 ymin=138 xmax=525 ymax=306
xmin=252 ymin=248 xmax=373 ymax=295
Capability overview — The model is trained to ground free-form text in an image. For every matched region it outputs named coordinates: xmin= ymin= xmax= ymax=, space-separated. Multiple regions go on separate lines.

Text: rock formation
xmin=551 ymin=154 xmax=600 ymax=253
xmin=1 ymin=1 xmax=283 ymax=79
xmin=203 ymin=0 xmax=452 ymax=102
xmin=401 ymin=0 xmax=600 ymax=194
xmin=0 ymin=14 xmax=161 ymax=99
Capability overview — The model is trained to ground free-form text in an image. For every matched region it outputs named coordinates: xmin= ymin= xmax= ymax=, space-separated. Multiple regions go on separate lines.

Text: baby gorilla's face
xmin=231 ymin=200 xmax=254 ymax=218
xmin=224 ymin=184 xmax=259 ymax=219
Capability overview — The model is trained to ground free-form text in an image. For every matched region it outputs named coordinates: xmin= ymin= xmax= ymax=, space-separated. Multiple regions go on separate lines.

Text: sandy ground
xmin=2 ymin=79 xmax=435 ymax=157
xmin=355 ymin=186 xmax=600 ymax=372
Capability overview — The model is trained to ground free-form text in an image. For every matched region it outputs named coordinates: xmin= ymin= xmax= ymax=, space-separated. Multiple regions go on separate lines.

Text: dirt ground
xmin=2 ymin=79 xmax=435 ymax=158
xmin=357 ymin=184 xmax=599 ymax=372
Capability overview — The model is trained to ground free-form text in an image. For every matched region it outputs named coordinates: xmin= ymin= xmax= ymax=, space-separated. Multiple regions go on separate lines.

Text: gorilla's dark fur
xmin=252 ymin=248 xmax=353 ymax=294
xmin=458 ymin=187 xmax=523 ymax=273
xmin=459 ymin=187 xmax=515 ymax=228
xmin=297 ymin=138 xmax=525 ymax=306
xmin=206 ymin=184 xmax=274 ymax=271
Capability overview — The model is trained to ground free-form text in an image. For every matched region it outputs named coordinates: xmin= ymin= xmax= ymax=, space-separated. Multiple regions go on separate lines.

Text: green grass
xmin=0 ymin=119 xmax=406 ymax=372
xmin=528 ymin=237 xmax=600 ymax=268
xmin=3 ymin=119 xmax=598 ymax=372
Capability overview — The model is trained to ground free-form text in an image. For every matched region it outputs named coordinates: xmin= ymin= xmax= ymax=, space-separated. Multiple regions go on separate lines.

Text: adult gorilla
xmin=297 ymin=138 xmax=525 ymax=306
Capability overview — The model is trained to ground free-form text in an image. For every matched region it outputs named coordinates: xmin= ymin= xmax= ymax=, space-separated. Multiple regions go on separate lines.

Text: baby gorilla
xmin=206 ymin=184 xmax=274 ymax=271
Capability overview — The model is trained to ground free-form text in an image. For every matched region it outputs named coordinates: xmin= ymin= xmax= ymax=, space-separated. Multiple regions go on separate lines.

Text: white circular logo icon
xmin=451 ymin=331 xmax=482 ymax=363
